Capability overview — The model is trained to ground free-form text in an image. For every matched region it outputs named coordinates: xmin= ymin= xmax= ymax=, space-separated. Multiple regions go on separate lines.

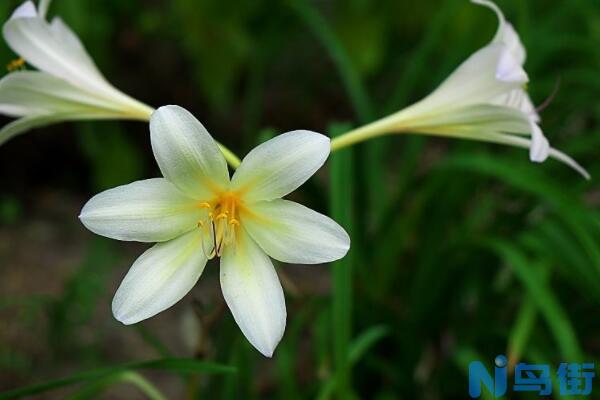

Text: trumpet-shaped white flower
xmin=0 ymin=1 xmax=153 ymax=145
xmin=79 ymin=105 xmax=350 ymax=357
xmin=332 ymin=0 xmax=588 ymax=179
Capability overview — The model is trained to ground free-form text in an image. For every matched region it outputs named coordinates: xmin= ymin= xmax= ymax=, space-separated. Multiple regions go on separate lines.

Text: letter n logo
xmin=468 ymin=355 xmax=507 ymax=398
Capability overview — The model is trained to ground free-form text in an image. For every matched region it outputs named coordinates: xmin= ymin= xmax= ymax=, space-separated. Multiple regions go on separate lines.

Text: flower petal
xmin=431 ymin=129 xmax=590 ymax=179
xmin=0 ymin=71 xmax=125 ymax=116
xmin=49 ymin=17 xmax=88 ymax=58
xmin=231 ymin=130 xmax=330 ymax=202
xmin=529 ymin=122 xmax=549 ymax=162
xmin=11 ymin=1 xmax=37 ymax=18
xmin=492 ymin=88 xmax=540 ymax=123
xmin=3 ymin=5 xmax=109 ymax=94
xmin=0 ymin=112 xmax=91 ymax=145
xmin=403 ymin=44 xmax=527 ymax=116
xmin=112 ymin=230 xmax=207 ymax=325
xmin=79 ymin=178 xmax=205 ymax=242
xmin=220 ymin=230 xmax=286 ymax=357
xmin=0 ymin=108 xmax=148 ymax=146
xmin=495 ymin=48 xmax=527 ymax=83
xmin=472 ymin=0 xmax=526 ymax=64
xmin=150 ymin=105 xmax=230 ymax=199
xmin=405 ymin=104 xmax=531 ymax=135
xmin=38 ymin=0 xmax=51 ymax=19
xmin=243 ymin=199 xmax=350 ymax=264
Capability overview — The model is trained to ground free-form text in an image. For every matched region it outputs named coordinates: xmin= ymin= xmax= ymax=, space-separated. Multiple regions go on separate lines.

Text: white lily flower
xmin=79 ymin=105 xmax=350 ymax=357
xmin=0 ymin=1 xmax=153 ymax=145
xmin=331 ymin=0 xmax=589 ymax=179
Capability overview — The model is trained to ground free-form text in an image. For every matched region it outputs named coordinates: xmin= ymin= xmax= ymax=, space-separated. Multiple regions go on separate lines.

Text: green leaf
xmin=487 ymin=239 xmax=584 ymax=362
xmin=0 ymin=358 xmax=235 ymax=400
xmin=288 ymin=0 xmax=372 ymax=122
xmin=348 ymin=325 xmax=390 ymax=363
xmin=318 ymin=325 xmax=390 ymax=400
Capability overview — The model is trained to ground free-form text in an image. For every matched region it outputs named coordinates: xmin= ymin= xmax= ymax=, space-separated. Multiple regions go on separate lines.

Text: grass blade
xmin=487 ymin=240 xmax=583 ymax=362
xmin=0 ymin=358 xmax=235 ymax=400
xmin=287 ymin=0 xmax=372 ymax=122
xmin=329 ymin=122 xmax=356 ymax=399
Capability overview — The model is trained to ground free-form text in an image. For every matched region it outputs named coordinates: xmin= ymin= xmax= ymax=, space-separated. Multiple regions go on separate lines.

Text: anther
xmin=215 ymin=212 xmax=228 ymax=221
xmin=7 ymin=57 xmax=25 ymax=72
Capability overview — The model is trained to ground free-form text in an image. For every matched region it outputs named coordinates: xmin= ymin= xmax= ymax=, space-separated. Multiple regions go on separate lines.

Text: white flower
xmin=333 ymin=0 xmax=588 ymax=178
xmin=79 ymin=105 xmax=350 ymax=357
xmin=0 ymin=1 xmax=153 ymax=145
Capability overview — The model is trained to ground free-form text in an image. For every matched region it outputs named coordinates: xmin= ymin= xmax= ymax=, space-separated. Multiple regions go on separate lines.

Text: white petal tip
xmin=257 ymin=346 xmax=275 ymax=358
xmin=340 ymin=241 xmax=351 ymax=258
xmin=114 ymin=316 xmax=137 ymax=326
xmin=112 ymin=305 xmax=141 ymax=326
xmin=529 ymin=155 xmax=545 ymax=163
xmin=529 ymin=144 xmax=549 ymax=163
xmin=471 ymin=0 xmax=506 ymax=27
xmin=328 ymin=235 xmax=351 ymax=263
xmin=529 ymin=123 xmax=550 ymax=162
xmin=244 ymin=324 xmax=283 ymax=357
xmin=10 ymin=1 xmax=37 ymax=19
xmin=299 ymin=130 xmax=331 ymax=154
xmin=471 ymin=0 xmax=505 ymax=24
xmin=496 ymin=50 xmax=528 ymax=83
xmin=571 ymin=165 xmax=591 ymax=181
xmin=252 ymin=334 xmax=283 ymax=357
xmin=290 ymin=129 xmax=331 ymax=148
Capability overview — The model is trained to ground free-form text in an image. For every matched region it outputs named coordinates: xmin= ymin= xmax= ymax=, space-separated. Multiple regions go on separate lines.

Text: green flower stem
xmin=330 ymin=116 xmax=400 ymax=152
xmin=329 ymin=124 xmax=355 ymax=399
xmin=330 ymin=119 xmax=589 ymax=179
xmin=218 ymin=143 xmax=242 ymax=169
xmin=38 ymin=0 xmax=52 ymax=20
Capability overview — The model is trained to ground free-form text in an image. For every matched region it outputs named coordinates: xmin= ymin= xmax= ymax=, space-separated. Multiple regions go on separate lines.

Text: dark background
xmin=0 ymin=0 xmax=598 ymax=398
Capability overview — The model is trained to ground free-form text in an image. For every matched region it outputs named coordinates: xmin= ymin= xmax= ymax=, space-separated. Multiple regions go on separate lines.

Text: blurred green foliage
xmin=0 ymin=0 xmax=598 ymax=398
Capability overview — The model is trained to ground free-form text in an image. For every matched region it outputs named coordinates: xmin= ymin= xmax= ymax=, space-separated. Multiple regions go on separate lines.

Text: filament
xmin=196 ymin=195 xmax=240 ymax=258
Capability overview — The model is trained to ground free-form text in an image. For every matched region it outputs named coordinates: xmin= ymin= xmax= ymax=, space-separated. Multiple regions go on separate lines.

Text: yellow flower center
xmin=196 ymin=192 xmax=244 ymax=259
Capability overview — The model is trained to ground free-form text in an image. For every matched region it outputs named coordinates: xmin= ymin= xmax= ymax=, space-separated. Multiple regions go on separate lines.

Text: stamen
xmin=225 ymin=221 xmax=237 ymax=252
xmin=196 ymin=194 xmax=242 ymax=258
xmin=7 ymin=57 xmax=25 ymax=72
xmin=215 ymin=212 xmax=228 ymax=220
xmin=535 ymin=77 xmax=561 ymax=113
xmin=198 ymin=218 xmax=215 ymax=259
xmin=211 ymin=219 xmax=217 ymax=253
